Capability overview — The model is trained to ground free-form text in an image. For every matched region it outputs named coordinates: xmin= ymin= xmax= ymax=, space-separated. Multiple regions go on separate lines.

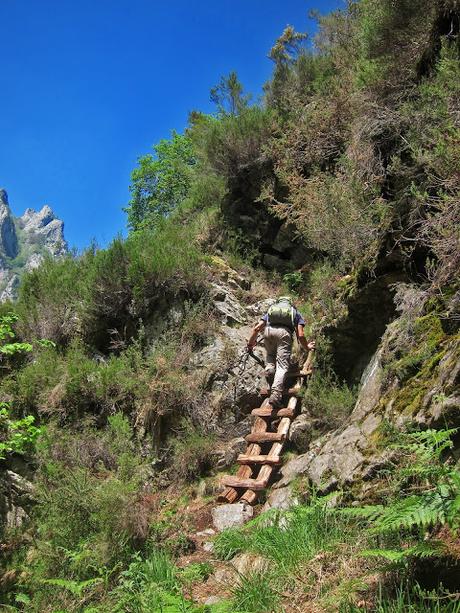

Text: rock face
xmin=222 ymin=161 xmax=311 ymax=273
xmin=0 ymin=189 xmax=68 ymax=301
xmin=0 ymin=190 xmax=19 ymax=259
xmin=0 ymin=457 xmax=35 ymax=537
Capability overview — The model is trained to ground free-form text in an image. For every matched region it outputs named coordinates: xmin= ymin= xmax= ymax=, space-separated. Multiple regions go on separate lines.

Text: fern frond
xmin=371 ymin=493 xmax=447 ymax=533
xmin=340 ymin=505 xmax=384 ymax=521
xmin=361 ymin=541 xmax=442 ymax=562
xmin=361 ymin=548 xmax=408 ymax=562
xmin=42 ymin=577 xmax=102 ymax=597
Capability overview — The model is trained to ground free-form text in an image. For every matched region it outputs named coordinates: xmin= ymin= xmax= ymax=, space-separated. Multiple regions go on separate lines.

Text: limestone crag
xmin=0 ymin=188 xmax=68 ymax=301
xmin=0 ymin=190 xmax=18 ymax=259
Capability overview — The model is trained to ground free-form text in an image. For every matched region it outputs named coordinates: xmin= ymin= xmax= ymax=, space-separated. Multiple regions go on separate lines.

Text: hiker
xmin=246 ymin=296 xmax=315 ymax=409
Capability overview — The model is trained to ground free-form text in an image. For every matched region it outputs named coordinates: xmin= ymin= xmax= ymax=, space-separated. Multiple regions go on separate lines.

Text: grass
xmin=215 ymin=501 xmax=353 ymax=568
xmin=342 ymin=582 xmax=460 ymax=612
xmin=231 ymin=572 xmax=280 ymax=613
xmin=213 ymin=499 xmax=364 ymax=611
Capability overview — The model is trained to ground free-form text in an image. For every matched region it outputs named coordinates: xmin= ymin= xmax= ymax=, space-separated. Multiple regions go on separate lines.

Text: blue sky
xmin=0 ymin=0 xmax=343 ymax=251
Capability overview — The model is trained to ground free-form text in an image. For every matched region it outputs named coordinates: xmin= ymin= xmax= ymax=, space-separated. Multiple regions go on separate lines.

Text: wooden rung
xmin=217 ymin=487 xmax=240 ymax=503
xmin=258 ymin=465 xmax=273 ymax=481
xmin=246 ymin=431 xmax=285 ymax=443
xmin=251 ymin=407 xmax=295 ymax=418
xmin=237 ymin=454 xmax=281 ymax=465
xmin=240 ymin=490 xmax=258 ymax=505
xmin=260 ymin=386 xmax=302 ymax=398
xmin=277 ymin=417 xmax=291 ymax=437
xmin=268 ymin=442 xmax=284 ymax=457
xmin=222 ymin=476 xmax=269 ymax=490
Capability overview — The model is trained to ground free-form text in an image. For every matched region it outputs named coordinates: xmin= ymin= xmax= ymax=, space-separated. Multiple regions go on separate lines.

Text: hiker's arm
xmin=247 ymin=321 xmax=265 ymax=351
xmin=297 ymin=324 xmax=315 ymax=351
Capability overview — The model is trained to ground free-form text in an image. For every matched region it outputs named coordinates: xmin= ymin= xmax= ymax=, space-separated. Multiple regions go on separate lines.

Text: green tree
xmin=265 ymin=26 xmax=307 ymax=112
xmin=210 ymin=71 xmax=250 ymax=115
xmin=125 ymin=131 xmax=195 ymax=231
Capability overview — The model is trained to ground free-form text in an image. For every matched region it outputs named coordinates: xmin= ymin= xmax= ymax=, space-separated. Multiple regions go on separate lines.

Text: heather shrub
xmin=170 ymin=421 xmax=216 ymax=481
xmin=191 ymin=107 xmax=274 ymax=178
xmin=16 ymin=217 xmax=206 ymax=351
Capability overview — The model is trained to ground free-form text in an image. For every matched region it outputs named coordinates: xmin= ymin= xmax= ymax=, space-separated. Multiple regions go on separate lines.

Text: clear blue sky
xmin=0 ymin=0 xmax=343 ymax=251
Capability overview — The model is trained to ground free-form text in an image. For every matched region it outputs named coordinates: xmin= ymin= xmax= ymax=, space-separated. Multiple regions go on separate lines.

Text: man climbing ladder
xmin=246 ymin=296 xmax=315 ymax=409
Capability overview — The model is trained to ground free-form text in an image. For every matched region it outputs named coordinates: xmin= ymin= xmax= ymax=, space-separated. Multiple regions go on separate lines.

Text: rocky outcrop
xmin=0 ymin=457 xmax=35 ymax=537
xmin=222 ymin=161 xmax=312 ymax=273
xmin=0 ymin=189 xmax=68 ymax=301
xmin=0 ymin=190 xmax=18 ymax=259
xmin=269 ymin=302 xmax=460 ymax=505
xmin=18 ymin=205 xmax=67 ymax=257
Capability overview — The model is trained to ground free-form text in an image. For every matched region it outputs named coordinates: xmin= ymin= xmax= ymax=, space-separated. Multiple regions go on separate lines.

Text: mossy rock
xmin=386 ymin=313 xmax=445 ymax=383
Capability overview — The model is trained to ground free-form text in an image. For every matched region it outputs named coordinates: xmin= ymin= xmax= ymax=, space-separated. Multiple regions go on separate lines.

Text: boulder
xmin=213 ymin=437 xmax=247 ymax=470
xmin=232 ymin=552 xmax=270 ymax=575
xmin=211 ymin=503 xmax=253 ymax=531
xmin=263 ymin=485 xmax=299 ymax=512
xmin=0 ymin=468 xmax=35 ymax=533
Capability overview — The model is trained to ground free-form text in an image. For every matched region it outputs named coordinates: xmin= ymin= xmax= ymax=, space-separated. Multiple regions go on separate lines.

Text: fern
xmin=340 ymin=505 xmax=385 ymax=521
xmin=42 ymin=577 xmax=102 ymax=597
xmin=362 ymin=541 xmax=443 ymax=563
xmin=353 ymin=429 xmax=460 ymax=535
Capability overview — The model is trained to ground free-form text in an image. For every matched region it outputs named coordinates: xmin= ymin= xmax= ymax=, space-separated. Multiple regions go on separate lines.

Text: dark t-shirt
xmin=261 ymin=308 xmax=305 ymax=328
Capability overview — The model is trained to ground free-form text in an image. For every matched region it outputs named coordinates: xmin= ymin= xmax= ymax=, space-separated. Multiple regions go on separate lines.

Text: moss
xmin=386 ymin=313 xmax=445 ymax=383
xmin=386 ymin=333 xmax=460 ymax=418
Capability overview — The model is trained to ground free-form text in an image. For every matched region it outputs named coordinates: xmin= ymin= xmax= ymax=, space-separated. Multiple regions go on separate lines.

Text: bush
xmin=302 ymin=371 xmax=357 ymax=431
xmin=170 ymin=421 xmax=216 ymax=481
xmin=12 ymin=415 xmax=149 ymax=611
xmin=191 ymin=107 xmax=274 ymax=178
xmin=17 ymin=217 xmax=206 ymax=351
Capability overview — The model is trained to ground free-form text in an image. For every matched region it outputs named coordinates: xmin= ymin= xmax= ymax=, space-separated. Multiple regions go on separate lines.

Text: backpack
xmin=267 ymin=299 xmax=295 ymax=330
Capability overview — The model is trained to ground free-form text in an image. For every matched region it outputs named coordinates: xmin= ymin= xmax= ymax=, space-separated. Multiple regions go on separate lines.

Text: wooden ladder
xmin=217 ymin=350 xmax=314 ymax=505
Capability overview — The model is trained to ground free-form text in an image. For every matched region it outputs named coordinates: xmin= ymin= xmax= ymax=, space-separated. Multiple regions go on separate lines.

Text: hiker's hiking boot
xmin=268 ymin=394 xmax=283 ymax=409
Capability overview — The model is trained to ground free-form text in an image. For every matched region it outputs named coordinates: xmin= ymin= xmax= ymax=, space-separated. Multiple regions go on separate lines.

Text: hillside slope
xmin=0 ymin=1 xmax=459 ymax=611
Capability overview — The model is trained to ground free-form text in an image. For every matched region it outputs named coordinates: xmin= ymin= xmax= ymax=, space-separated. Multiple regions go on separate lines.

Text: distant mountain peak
xmin=0 ymin=189 xmax=68 ymax=302
xmin=0 ymin=188 xmax=9 ymax=206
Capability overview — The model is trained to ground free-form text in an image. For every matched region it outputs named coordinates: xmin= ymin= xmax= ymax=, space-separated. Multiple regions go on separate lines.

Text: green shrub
xmin=171 ymin=421 xmax=216 ymax=481
xmin=110 ymin=549 xmax=205 ymax=613
xmin=302 ymin=370 xmax=357 ymax=431
xmin=16 ymin=217 xmax=206 ymax=352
